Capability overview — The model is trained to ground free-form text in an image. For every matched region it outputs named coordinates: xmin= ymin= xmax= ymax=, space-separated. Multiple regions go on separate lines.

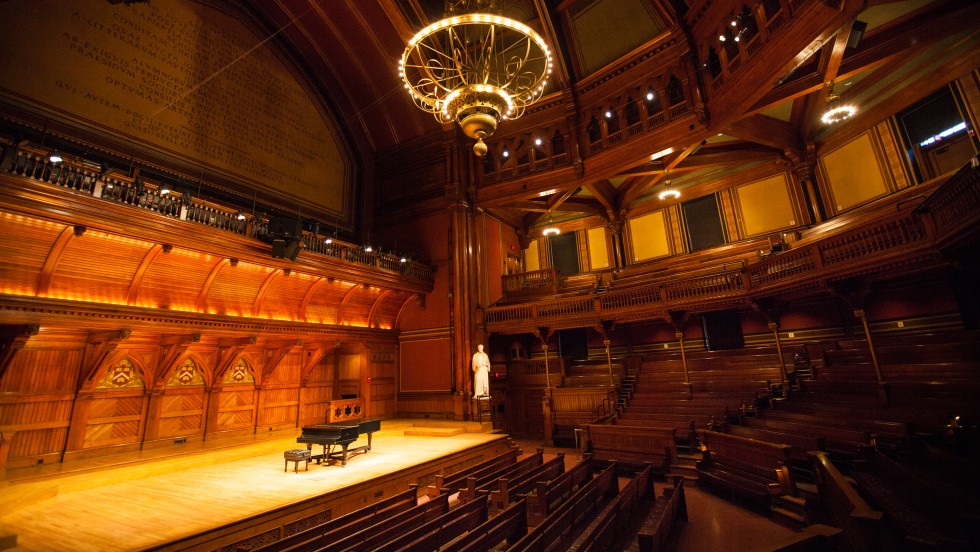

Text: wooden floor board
xmin=0 ymin=420 xmax=503 ymax=551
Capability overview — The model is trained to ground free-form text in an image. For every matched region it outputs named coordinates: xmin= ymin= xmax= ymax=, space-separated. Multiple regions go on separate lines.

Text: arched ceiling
xmin=234 ymin=0 xmax=979 ymax=230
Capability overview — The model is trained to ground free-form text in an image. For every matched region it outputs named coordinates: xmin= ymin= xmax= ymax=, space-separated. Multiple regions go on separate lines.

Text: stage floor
xmin=0 ymin=420 xmax=506 ymax=552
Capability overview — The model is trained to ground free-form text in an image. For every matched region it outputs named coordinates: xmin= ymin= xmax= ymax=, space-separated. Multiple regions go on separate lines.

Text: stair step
xmin=780 ymin=494 xmax=806 ymax=507
xmin=795 ymin=482 xmax=818 ymax=496
xmin=771 ymin=506 xmax=806 ymax=523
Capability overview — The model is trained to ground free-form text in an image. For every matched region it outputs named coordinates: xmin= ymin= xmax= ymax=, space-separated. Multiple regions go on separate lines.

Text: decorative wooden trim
xmin=127 ymin=244 xmax=164 ymax=305
xmin=35 ymin=225 xmax=75 ymax=297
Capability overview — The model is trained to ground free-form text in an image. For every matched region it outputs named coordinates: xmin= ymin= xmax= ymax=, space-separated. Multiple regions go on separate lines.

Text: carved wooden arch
xmin=35 ymin=225 xmax=77 ymax=297
xmin=0 ymin=324 xmax=39 ymax=382
xmin=127 ymin=243 xmax=164 ymax=305
xmin=299 ymin=276 xmax=329 ymax=322
xmin=164 ymin=352 xmax=211 ymax=388
xmin=336 ymin=284 xmax=361 ymax=325
xmin=251 ymin=268 xmax=285 ymax=317
xmin=221 ymin=355 xmax=256 ymax=383
xmin=151 ymin=333 xmax=202 ymax=391
xmin=87 ymin=350 xmax=147 ymax=393
xmin=393 ymin=293 xmax=424 ymax=331
xmin=368 ymin=289 xmax=394 ymax=328
xmin=260 ymin=339 xmax=303 ymax=382
xmin=196 ymin=258 xmax=232 ymax=312
xmin=211 ymin=337 xmax=256 ymax=391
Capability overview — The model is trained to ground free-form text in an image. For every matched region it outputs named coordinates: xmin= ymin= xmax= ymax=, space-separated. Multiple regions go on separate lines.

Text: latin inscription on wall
xmin=0 ymin=0 xmax=348 ymax=216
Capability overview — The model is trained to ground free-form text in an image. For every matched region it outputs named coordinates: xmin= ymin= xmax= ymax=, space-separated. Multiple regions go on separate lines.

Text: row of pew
xmin=251 ymin=444 xmax=688 ymax=552
xmin=579 ymin=330 xmax=980 ymax=550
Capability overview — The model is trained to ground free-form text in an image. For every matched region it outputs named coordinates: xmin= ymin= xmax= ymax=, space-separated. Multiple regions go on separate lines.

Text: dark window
xmin=682 ymin=194 xmax=726 ymax=251
xmin=702 ymin=310 xmax=745 ymax=350
xmin=666 ymin=76 xmax=685 ymax=106
xmin=549 ymin=231 xmax=579 ymax=276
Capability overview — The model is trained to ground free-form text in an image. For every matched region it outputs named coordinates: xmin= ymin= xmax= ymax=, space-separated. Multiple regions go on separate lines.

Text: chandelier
xmin=821 ymin=83 xmax=856 ymax=125
xmin=399 ymin=0 xmax=553 ymax=156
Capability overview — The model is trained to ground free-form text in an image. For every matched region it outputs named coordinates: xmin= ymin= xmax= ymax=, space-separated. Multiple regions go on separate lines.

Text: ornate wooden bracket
xmin=80 ymin=329 xmax=132 ymax=388
xmin=154 ymin=333 xmax=202 ymax=387
xmin=212 ymin=336 xmax=256 ymax=389
xmin=262 ymin=339 xmax=303 ymax=381
xmin=0 ymin=324 xmax=40 ymax=381
xmin=300 ymin=343 xmax=332 ymax=387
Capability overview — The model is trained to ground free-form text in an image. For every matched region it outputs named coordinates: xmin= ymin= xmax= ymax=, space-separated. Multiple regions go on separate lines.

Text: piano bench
xmin=284 ymin=449 xmax=311 ymax=472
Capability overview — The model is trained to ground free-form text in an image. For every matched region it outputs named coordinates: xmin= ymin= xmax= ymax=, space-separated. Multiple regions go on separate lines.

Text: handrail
xmin=485 ymin=159 xmax=979 ymax=330
xmin=4 ymin=143 xmax=434 ymax=282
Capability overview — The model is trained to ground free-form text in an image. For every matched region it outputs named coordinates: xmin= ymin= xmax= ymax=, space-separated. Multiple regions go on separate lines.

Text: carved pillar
xmin=448 ymin=142 xmax=481 ymax=420
xmin=607 ymin=220 xmax=626 ymax=269
xmin=792 ymin=158 xmax=825 ymax=223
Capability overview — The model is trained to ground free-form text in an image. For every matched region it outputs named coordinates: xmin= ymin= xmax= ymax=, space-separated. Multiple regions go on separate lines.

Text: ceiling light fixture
xmin=657 ymin=174 xmax=680 ymax=200
xmin=542 ymin=214 xmax=560 ymax=236
xmin=821 ymin=83 xmax=856 ymax=125
xmin=399 ymin=0 xmax=553 ymax=157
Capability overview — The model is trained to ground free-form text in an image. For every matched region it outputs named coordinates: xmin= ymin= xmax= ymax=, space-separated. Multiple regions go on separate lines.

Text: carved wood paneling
xmin=217 ymin=388 xmax=255 ymax=430
xmin=9 ymin=427 xmax=68 ymax=460
xmin=264 ymin=352 xmax=301 ymax=385
xmin=137 ymin=248 xmax=222 ymax=310
xmin=257 ymin=270 xmax=319 ymax=321
xmin=0 ymin=347 xmax=81 ymax=393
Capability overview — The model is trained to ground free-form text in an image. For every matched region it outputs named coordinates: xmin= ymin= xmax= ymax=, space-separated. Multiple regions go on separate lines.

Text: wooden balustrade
xmin=3 ymin=142 xmax=434 ymax=282
xmin=485 ymin=163 xmax=978 ymax=331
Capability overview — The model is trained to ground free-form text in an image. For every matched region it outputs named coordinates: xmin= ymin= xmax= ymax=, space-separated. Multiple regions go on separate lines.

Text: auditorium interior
xmin=0 ymin=0 xmax=978 ymax=551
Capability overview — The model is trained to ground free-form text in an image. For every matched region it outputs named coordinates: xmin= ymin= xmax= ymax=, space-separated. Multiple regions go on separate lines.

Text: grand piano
xmin=297 ymin=418 xmax=381 ymax=466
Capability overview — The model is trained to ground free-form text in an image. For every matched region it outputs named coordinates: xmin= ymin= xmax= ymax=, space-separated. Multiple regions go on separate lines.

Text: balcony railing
xmin=4 ymin=143 xmax=434 ymax=283
xmin=484 ymin=159 xmax=980 ymax=331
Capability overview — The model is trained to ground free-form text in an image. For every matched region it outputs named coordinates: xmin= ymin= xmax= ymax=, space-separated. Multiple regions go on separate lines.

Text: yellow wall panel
xmin=629 ymin=210 xmax=671 ymax=261
xmin=821 ymin=133 xmax=889 ymax=211
xmin=587 ymin=227 xmax=610 ymax=269
xmin=736 ymin=174 xmax=797 ymax=236
xmin=525 ymin=240 xmax=541 ymax=272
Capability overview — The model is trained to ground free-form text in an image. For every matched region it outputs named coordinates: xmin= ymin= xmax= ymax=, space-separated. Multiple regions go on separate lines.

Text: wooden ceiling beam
xmin=725 ymin=115 xmax=800 ymax=152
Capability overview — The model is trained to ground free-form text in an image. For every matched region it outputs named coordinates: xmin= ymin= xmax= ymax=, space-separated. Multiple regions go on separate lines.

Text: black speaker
xmin=284 ymin=240 xmax=302 ymax=262
xmin=271 ymin=239 xmax=286 ymax=258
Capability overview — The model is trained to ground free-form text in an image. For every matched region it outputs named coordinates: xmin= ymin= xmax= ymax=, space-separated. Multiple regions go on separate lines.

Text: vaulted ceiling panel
xmin=0 ymin=211 xmax=62 ymax=296
xmin=46 ymin=231 xmax=152 ymax=305
xmin=138 ymin=248 xmax=223 ymax=312
xmin=256 ymin=270 xmax=320 ymax=321
xmin=205 ymin=262 xmax=273 ymax=317
xmin=306 ymin=279 xmax=357 ymax=325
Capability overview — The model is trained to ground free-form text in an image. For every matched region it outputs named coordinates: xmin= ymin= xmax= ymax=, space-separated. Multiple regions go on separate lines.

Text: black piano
xmin=297 ymin=418 xmax=381 ymax=466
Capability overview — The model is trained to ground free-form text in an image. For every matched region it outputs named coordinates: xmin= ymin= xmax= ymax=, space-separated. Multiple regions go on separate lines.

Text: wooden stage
xmin=0 ymin=420 xmax=510 ymax=552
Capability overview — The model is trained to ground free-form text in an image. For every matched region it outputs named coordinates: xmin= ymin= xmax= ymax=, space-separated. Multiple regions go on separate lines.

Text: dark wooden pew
xmin=457 ymin=449 xmax=545 ymax=503
xmin=636 ymin=476 xmax=688 ymax=552
xmin=584 ymin=423 xmax=676 ymax=474
xmin=726 ymin=424 xmax=825 ymax=463
xmin=850 ymin=449 xmax=975 ymax=550
xmin=570 ymin=463 xmax=658 ymax=552
xmin=253 ymin=484 xmax=422 ymax=552
xmin=426 ymin=445 xmax=521 ymax=498
xmin=740 ymin=417 xmax=872 ymax=460
xmin=809 ymin=451 xmax=884 ymax=552
xmin=487 ymin=452 xmax=568 ymax=516
xmin=376 ymin=495 xmax=488 ymax=552
xmin=696 ymin=430 xmax=794 ymax=510
xmin=293 ymin=492 xmax=450 ymax=552
xmin=525 ymin=454 xmax=595 ymax=526
xmin=440 ymin=499 xmax=528 ymax=552
xmin=508 ymin=463 xmax=620 ymax=552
